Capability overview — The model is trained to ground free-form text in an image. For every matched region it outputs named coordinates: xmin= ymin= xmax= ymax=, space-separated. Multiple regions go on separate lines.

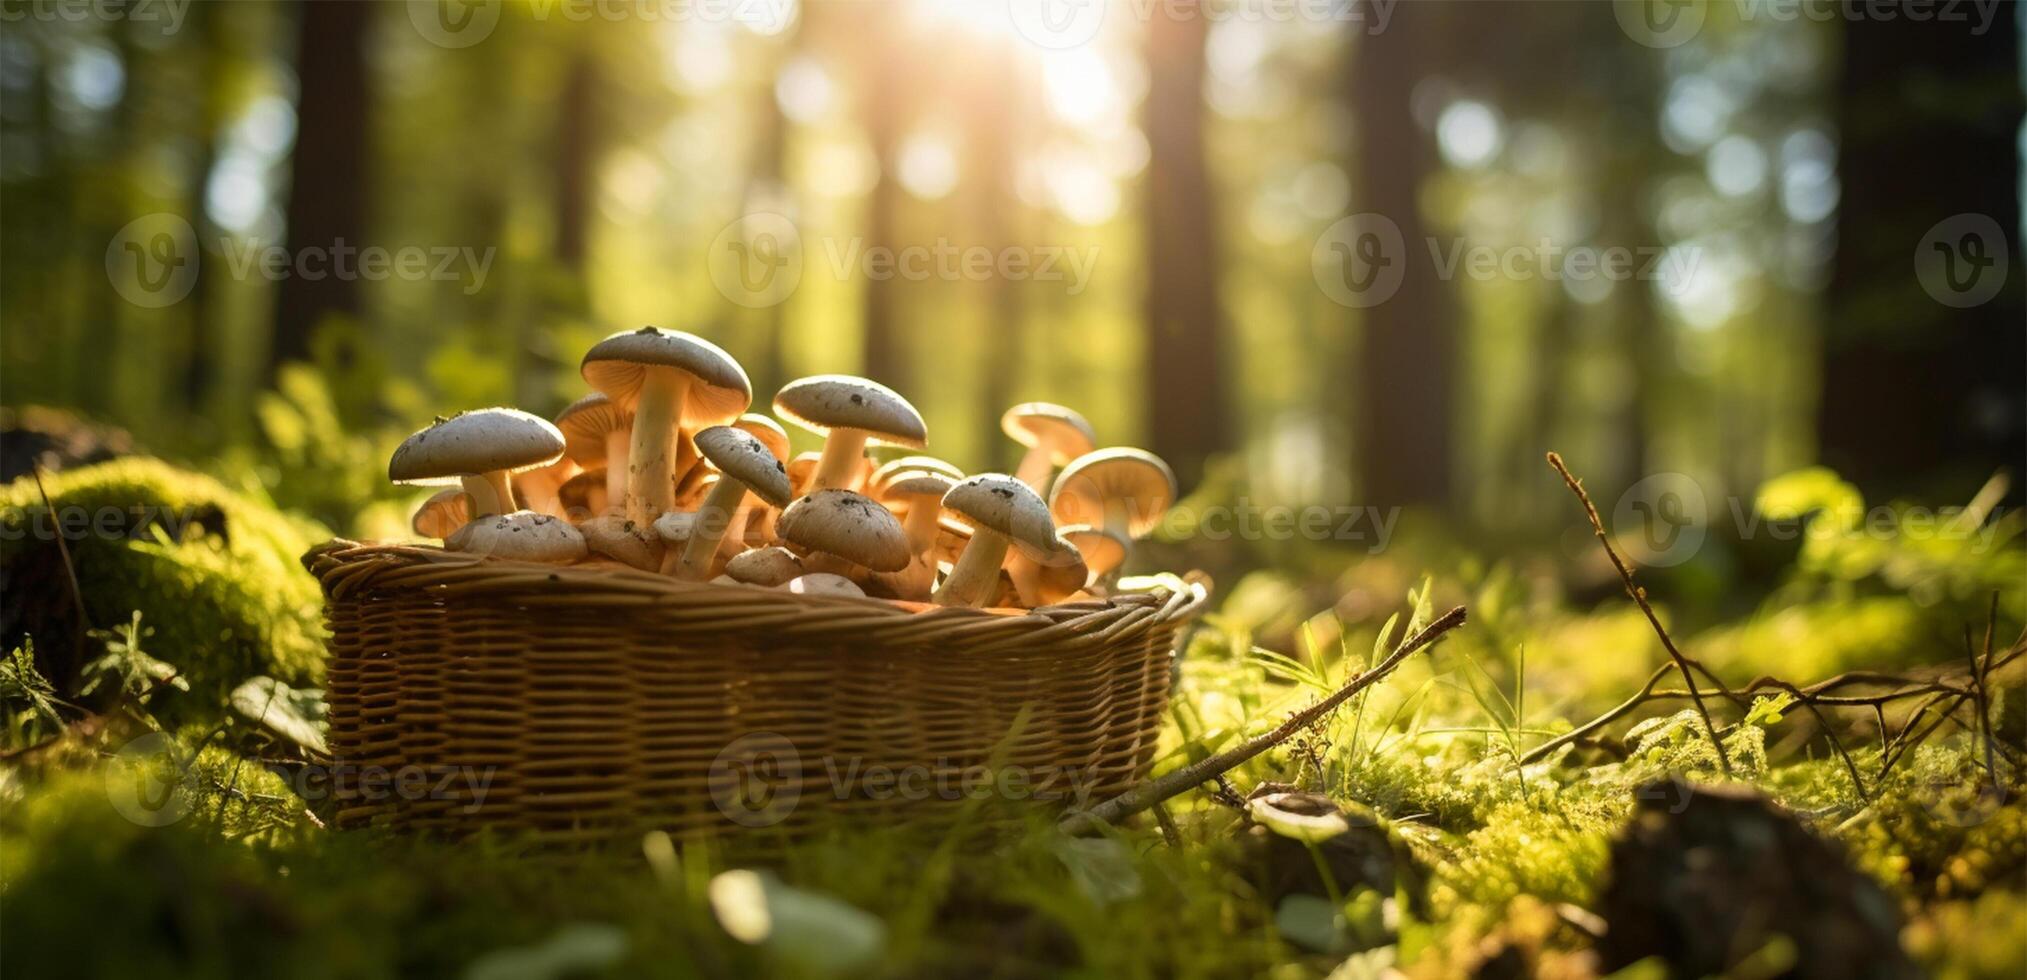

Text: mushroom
xmin=773 ymin=375 xmax=927 ymax=493
xmin=777 ymin=489 xmax=910 ymax=584
xmin=1048 ymin=448 xmax=1176 ymax=574
xmin=513 ymin=457 xmax=576 ymax=518
xmin=445 ymin=511 xmax=587 ymax=563
xmin=411 ymin=489 xmax=470 ymax=541
xmin=388 ymin=408 xmax=567 ymax=518
xmin=674 ymin=425 xmax=792 ymax=581
xmin=868 ymin=469 xmax=957 ymax=601
xmin=786 ymin=573 xmax=865 ymax=599
xmin=558 ymin=468 xmax=609 ymax=521
xmin=555 ymin=392 xmax=633 ymax=513
xmin=579 ymin=513 xmax=663 ymax=571
xmin=1058 ymin=523 xmax=1128 ymax=582
xmin=933 ymin=474 xmax=1058 ymax=608
xmin=581 ymin=327 xmax=751 ymax=524
xmin=785 ymin=452 xmax=822 ymax=497
xmin=1001 ymin=402 xmax=1096 ymax=493
xmin=1007 ymin=534 xmax=1091 ymax=607
xmin=652 ymin=511 xmax=697 ymax=575
xmin=725 ymin=546 xmax=805 ymax=586
xmin=870 ymin=454 xmax=965 ymax=491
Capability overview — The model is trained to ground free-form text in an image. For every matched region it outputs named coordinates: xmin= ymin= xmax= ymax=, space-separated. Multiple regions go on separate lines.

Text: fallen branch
xmin=1060 ymin=605 xmax=1467 ymax=836
xmin=1546 ymin=452 xmax=1734 ymax=776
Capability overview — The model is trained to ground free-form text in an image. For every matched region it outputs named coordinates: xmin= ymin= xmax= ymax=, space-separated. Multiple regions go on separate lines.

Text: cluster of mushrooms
xmin=389 ymin=327 xmax=1177 ymax=608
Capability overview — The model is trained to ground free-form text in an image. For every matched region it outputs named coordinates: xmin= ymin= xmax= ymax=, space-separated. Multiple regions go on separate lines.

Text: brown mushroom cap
xmin=554 ymin=392 xmax=633 ymax=469
xmin=877 ymin=470 xmax=958 ymax=505
xmin=725 ymin=546 xmax=805 ymax=586
xmin=1059 ymin=523 xmax=1128 ymax=576
xmin=942 ymin=474 xmax=1057 ymax=557
xmin=445 ymin=511 xmax=586 ymax=563
xmin=558 ymin=467 xmax=607 ymax=518
xmin=776 ymin=489 xmax=910 ymax=573
xmin=1001 ymin=402 xmax=1096 ymax=463
xmin=578 ymin=513 xmax=662 ymax=570
xmin=1048 ymin=448 xmax=1177 ymax=539
xmin=772 ymin=375 xmax=927 ymax=448
xmin=694 ymin=425 xmax=792 ymax=508
xmin=411 ymin=489 xmax=470 ymax=539
xmin=579 ymin=327 xmax=752 ymax=424
xmin=388 ymin=408 xmax=566 ymax=485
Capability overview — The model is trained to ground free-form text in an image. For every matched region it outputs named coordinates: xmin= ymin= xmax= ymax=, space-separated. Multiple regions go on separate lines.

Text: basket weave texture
xmin=305 ymin=541 xmax=1207 ymax=841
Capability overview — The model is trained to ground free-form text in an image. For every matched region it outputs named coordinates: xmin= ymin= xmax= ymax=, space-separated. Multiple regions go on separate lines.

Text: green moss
xmin=0 ymin=458 xmax=328 ymax=715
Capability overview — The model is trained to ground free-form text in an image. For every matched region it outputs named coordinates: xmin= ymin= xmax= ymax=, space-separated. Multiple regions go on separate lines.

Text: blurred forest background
xmin=1 ymin=0 xmax=2021 ymax=555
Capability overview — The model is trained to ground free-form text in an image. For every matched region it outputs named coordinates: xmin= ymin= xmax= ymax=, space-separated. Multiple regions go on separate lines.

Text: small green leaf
xmin=1051 ymin=835 xmax=1143 ymax=904
xmin=230 ymin=676 xmax=328 ymax=755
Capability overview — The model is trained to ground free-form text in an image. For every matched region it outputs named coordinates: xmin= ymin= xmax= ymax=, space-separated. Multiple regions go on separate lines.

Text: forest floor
xmin=1 ymin=451 xmax=2024 ymax=979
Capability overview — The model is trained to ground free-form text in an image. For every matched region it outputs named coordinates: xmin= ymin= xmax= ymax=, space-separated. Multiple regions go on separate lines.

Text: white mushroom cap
xmin=942 ymin=474 xmax=1058 ymax=557
xmin=445 ymin=511 xmax=587 ymax=563
xmin=388 ymin=409 xmax=566 ymax=485
xmin=772 ymin=375 xmax=928 ymax=448
xmin=731 ymin=413 xmax=791 ymax=463
xmin=652 ymin=511 xmax=697 ymax=546
xmin=1001 ymin=402 xmax=1096 ymax=463
xmin=578 ymin=513 xmax=663 ymax=571
xmin=785 ymin=573 xmax=866 ymax=598
xmin=871 ymin=455 xmax=964 ymax=492
xmin=1007 ymin=533 xmax=1091 ymax=607
xmin=879 ymin=471 xmax=958 ymax=503
xmin=554 ymin=392 xmax=633 ymax=469
xmin=411 ymin=489 xmax=470 ymax=540
xmin=579 ymin=327 xmax=752 ymax=423
xmin=725 ymin=546 xmax=805 ymax=586
xmin=1049 ymin=448 xmax=1177 ymax=539
xmin=776 ymin=489 xmax=911 ymax=573
xmin=694 ymin=425 xmax=792 ymax=507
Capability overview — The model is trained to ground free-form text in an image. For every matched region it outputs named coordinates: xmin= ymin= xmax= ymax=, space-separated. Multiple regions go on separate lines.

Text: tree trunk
xmin=1823 ymin=7 xmax=2024 ymax=501
xmin=1143 ymin=0 xmax=1228 ymax=487
xmin=270 ymin=0 xmax=371 ymax=376
xmin=1349 ymin=2 xmax=1453 ymax=510
xmin=858 ymin=25 xmax=906 ymax=388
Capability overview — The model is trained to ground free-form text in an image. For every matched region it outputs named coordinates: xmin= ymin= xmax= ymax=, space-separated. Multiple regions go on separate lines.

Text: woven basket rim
xmin=305 ymin=539 xmax=1209 ymax=655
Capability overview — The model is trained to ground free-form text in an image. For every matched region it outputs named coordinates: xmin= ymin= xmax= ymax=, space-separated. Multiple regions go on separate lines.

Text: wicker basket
xmin=304 ymin=540 xmax=1208 ymax=842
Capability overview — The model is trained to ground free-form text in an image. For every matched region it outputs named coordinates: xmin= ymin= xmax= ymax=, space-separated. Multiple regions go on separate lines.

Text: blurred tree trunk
xmin=270 ymin=0 xmax=371 ymax=377
xmin=970 ymin=47 xmax=1024 ymax=469
xmin=1823 ymin=8 xmax=2025 ymax=500
xmin=859 ymin=24 xmax=906 ymax=388
xmin=1143 ymin=0 xmax=1228 ymax=487
xmin=551 ymin=54 xmax=595 ymax=272
xmin=745 ymin=30 xmax=793 ymax=396
xmin=1349 ymin=2 xmax=1452 ymax=510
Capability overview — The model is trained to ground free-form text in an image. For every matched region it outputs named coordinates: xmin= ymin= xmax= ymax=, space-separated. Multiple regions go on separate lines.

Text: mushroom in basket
xmin=581 ymin=327 xmax=751 ymax=524
xmin=388 ymin=408 xmax=568 ymax=521
xmin=1001 ymin=402 xmax=1095 ymax=493
xmin=1049 ymin=448 xmax=1176 ymax=586
xmin=933 ymin=474 xmax=1059 ymax=608
xmin=776 ymin=489 xmax=910 ymax=591
xmin=672 ymin=425 xmax=791 ymax=581
xmin=773 ymin=375 xmax=926 ymax=493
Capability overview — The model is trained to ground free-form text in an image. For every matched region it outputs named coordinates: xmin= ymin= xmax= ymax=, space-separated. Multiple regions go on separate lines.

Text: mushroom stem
xmin=1103 ymin=499 xmax=1134 ymax=543
xmin=1013 ymin=449 xmax=1055 ymax=494
xmin=627 ymin=367 xmax=691 ymax=523
xmin=901 ymin=502 xmax=941 ymax=555
xmin=461 ymin=472 xmax=512 ymax=518
xmin=811 ymin=428 xmax=869 ymax=491
xmin=604 ymin=428 xmax=629 ymax=508
xmin=677 ymin=477 xmax=748 ymax=580
xmin=934 ymin=528 xmax=1010 ymax=607
xmin=518 ymin=469 xmax=569 ymax=517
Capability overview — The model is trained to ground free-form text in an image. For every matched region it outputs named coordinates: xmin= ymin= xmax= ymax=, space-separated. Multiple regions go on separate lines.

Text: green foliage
xmin=0 ymin=457 xmax=329 ymax=716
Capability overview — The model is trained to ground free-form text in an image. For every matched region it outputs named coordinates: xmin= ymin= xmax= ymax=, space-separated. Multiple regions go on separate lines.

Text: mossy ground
xmin=1 ymin=458 xmax=2021 ymax=978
